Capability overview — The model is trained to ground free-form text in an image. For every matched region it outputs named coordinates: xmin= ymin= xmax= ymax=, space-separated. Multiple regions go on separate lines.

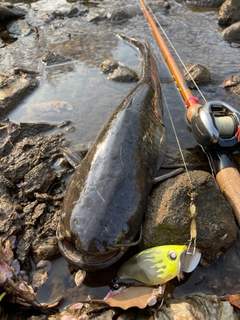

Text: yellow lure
xmin=117 ymin=245 xmax=187 ymax=286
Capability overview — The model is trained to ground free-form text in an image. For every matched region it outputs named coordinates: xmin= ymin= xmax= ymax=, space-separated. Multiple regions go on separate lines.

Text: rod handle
xmin=186 ymin=103 xmax=202 ymax=123
xmin=216 ymin=167 xmax=240 ymax=226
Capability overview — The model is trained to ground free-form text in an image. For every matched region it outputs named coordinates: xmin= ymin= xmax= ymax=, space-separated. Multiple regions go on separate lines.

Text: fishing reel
xmin=191 ymin=101 xmax=240 ymax=149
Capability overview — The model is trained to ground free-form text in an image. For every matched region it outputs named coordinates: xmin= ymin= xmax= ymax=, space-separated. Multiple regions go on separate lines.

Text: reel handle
xmin=216 ymin=167 xmax=240 ymax=226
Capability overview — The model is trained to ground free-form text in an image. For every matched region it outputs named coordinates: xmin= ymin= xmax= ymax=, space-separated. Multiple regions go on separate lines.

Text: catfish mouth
xmin=57 ymin=226 xmax=125 ymax=271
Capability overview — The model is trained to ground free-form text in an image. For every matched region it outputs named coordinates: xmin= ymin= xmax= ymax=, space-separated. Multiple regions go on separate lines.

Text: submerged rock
xmin=142 ymin=170 xmax=238 ymax=265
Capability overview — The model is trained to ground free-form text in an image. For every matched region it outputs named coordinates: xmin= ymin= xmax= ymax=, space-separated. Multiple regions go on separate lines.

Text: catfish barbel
xmin=57 ymin=34 xmax=167 ymax=271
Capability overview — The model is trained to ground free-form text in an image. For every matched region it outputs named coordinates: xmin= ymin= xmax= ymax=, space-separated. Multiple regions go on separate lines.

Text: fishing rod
xmin=139 ymin=0 xmax=240 ymax=226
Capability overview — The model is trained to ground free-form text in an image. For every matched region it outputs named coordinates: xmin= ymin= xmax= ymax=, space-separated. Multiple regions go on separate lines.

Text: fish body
xmin=117 ymin=245 xmax=187 ymax=285
xmin=57 ymin=34 xmax=167 ymax=271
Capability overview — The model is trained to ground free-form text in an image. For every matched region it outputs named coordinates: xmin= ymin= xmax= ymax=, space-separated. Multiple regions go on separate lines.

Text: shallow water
xmin=3 ymin=0 xmax=240 ymax=312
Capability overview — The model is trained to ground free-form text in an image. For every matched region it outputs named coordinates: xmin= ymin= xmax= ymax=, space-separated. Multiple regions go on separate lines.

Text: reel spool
xmin=191 ymin=101 xmax=240 ymax=148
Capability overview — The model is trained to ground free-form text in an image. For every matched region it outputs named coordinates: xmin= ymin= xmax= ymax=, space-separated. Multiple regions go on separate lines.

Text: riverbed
xmin=2 ymin=0 xmax=240 ymax=316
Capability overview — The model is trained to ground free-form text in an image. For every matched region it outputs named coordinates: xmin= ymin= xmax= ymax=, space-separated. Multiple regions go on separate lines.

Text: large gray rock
xmin=218 ymin=0 xmax=240 ymax=26
xmin=142 ymin=170 xmax=238 ymax=265
xmin=222 ymin=21 xmax=240 ymax=42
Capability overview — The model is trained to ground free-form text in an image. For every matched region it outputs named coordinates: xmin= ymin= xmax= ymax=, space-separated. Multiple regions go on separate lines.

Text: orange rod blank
xmin=139 ymin=0 xmax=197 ymax=108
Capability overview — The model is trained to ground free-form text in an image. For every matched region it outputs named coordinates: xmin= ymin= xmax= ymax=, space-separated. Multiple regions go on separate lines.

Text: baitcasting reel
xmin=191 ymin=101 xmax=240 ymax=149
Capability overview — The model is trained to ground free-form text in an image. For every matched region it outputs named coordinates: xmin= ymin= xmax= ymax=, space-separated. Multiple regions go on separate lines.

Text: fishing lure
xmin=117 ymin=245 xmax=187 ymax=286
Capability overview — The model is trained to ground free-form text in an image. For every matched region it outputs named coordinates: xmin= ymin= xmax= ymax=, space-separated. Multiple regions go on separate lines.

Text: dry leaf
xmin=75 ymin=270 xmax=86 ymax=286
xmin=99 ymin=285 xmax=161 ymax=310
xmin=39 ymin=296 xmax=63 ymax=308
xmin=225 ymin=293 xmax=240 ymax=309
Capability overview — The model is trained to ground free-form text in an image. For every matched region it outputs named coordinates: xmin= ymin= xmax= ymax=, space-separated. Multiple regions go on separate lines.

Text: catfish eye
xmin=113 ymin=283 xmax=120 ymax=290
xmin=168 ymin=250 xmax=177 ymax=261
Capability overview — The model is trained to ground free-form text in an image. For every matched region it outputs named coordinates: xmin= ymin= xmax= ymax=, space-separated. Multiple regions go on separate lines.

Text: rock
xmin=184 ymin=63 xmax=211 ymax=88
xmin=86 ymin=8 xmax=107 ymax=22
xmin=0 ymin=69 xmax=39 ymax=120
xmin=142 ymin=170 xmax=238 ymax=265
xmin=110 ymin=9 xmax=131 ymax=22
xmin=0 ymin=200 xmax=21 ymax=236
xmin=100 ymin=59 xmax=139 ymax=82
xmin=42 ymin=51 xmax=71 ymax=66
xmin=222 ymin=75 xmax=240 ymax=95
xmin=22 ymin=163 xmax=56 ymax=198
xmin=222 ymin=21 xmax=240 ymax=42
xmin=0 ymin=120 xmax=57 ymax=158
xmin=110 ymin=5 xmax=142 ymax=22
xmin=7 ymin=19 xmax=31 ymax=37
xmin=175 ymin=0 xmax=225 ymax=7
xmin=100 ymin=59 xmax=119 ymax=74
xmin=218 ymin=0 xmax=240 ymax=26
xmin=159 ymin=293 xmax=237 ymax=320
xmin=0 ymin=3 xmax=26 ymax=22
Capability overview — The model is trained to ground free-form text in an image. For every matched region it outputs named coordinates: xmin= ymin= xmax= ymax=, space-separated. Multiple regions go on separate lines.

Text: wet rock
xmin=31 ymin=208 xmax=62 ymax=263
xmin=222 ymin=75 xmax=240 ymax=95
xmin=7 ymin=19 xmax=31 ymax=37
xmin=86 ymin=8 xmax=107 ymax=22
xmin=22 ymin=162 xmax=56 ymax=198
xmin=0 ymin=121 xmax=58 ymax=158
xmin=221 ymin=21 xmax=240 ymax=42
xmin=159 ymin=293 xmax=237 ymax=320
xmin=109 ymin=5 xmax=142 ymax=22
xmin=161 ymin=146 xmax=208 ymax=169
xmin=0 ymin=3 xmax=26 ymax=22
xmin=26 ymin=11 xmax=55 ymax=27
xmin=142 ymin=170 xmax=238 ymax=265
xmin=109 ymin=9 xmax=132 ymax=23
xmin=67 ymin=3 xmax=88 ymax=17
xmin=0 ymin=120 xmax=70 ymax=267
xmin=108 ymin=66 xmax=139 ymax=82
xmin=0 ymin=69 xmax=39 ymax=120
xmin=100 ymin=59 xmax=119 ymax=74
xmin=183 ymin=0 xmax=225 ymax=7
xmin=146 ymin=1 xmax=171 ymax=11
xmin=0 ymin=200 xmax=21 ymax=236
xmin=100 ymin=59 xmax=139 ymax=82
xmin=42 ymin=51 xmax=72 ymax=66
xmin=184 ymin=63 xmax=211 ymax=88
xmin=218 ymin=0 xmax=240 ymax=26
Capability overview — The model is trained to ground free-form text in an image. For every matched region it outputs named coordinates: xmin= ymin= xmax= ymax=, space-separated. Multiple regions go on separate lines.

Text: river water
xmin=3 ymin=0 xmax=240 ymax=313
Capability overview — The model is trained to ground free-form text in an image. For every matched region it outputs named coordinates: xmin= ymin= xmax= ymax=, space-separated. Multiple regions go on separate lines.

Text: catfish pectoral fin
xmin=153 ymin=168 xmax=185 ymax=184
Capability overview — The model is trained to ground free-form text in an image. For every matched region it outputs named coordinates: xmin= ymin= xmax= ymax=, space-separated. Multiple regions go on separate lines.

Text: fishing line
xmin=137 ymin=0 xmax=200 ymax=253
xmin=137 ymin=0 xmax=195 ymax=187
xmin=162 ymin=86 xmax=194 ymax=189
xmin=143 ymin=0 xmax=207 ymax=104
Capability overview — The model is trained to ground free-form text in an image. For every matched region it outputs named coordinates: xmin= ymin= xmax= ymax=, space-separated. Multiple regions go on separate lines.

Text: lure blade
xmin=180 ymin=248 xmax=201 ymax=273
xmin=117 ymin=245 xmax=187 ymax=286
